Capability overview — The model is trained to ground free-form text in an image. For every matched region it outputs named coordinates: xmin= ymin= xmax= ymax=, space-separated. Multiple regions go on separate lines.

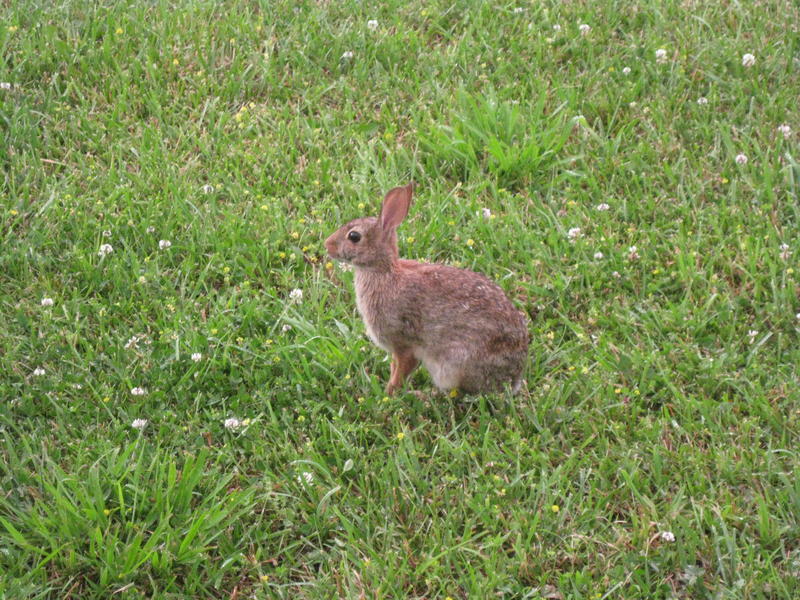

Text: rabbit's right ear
xmin=380 ymin=183 xmax=415 ymax=231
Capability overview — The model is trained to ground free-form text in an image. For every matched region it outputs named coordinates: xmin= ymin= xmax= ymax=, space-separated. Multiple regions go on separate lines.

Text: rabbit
xmin=325 ymin=183 xmax=529 ymax=395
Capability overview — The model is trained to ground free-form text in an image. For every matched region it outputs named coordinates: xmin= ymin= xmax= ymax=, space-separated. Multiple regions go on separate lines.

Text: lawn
xmin=1 ymin=0 xmax=799 ymax=598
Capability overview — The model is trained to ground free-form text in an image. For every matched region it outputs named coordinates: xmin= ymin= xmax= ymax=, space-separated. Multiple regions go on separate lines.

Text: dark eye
xmin=347 ymin=230 xmax=362 ymax=243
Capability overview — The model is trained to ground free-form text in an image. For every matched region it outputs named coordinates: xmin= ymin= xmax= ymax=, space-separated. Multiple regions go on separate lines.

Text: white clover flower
xmin=367 ymin=19 xmax=379 ymax=30
xmin=191 ymin=352 xmax=202 ymax=362
xmin=735 ymin=153 xmax=748 ymax=165
xmin=660 ymin=531 xmax=676 ymax=543
xmin=289 ymin=288 xmax=303 ymax=302
xmin=622 ymin=66 xmax=631 ymax=75
xmin=697 ymin=97 xmax=708 ymax=105
xmin=33 ymin=367 xmax=46 ymax=377
xmin=131 ymin=418 xmax=148 ymax=430
xmin=130 ymin=387 xmax=147 ymax=396
xmin=780 ymin=243 xmax=791 ymax=261
xmin=596 ymin=203 xmax=610 ymax=211
xmin=777 ymin=124 xmax=792 ymax=140
xmin=741 ymin=53 xmax=755 ymax=67
xmin=41 ymin=297 xmax=54 ymax=307
xmin=146 ymin=225 xmax=156 ymax=234
xmin=158 ymin=239 xmax=172 ymax=250
xmin=655 ymin=48 xmax=668 ymax=63
xmin=513 ymin=7 xmax=525 ymax=14
xmin=281 ymin=323 xmax=292 ymax=333
xmin=627 ymin=246 xmax=640 ymax=260
xmin=567 ymin=227 xmax=582 ymax=241
xmin=98 ymin=243 xmax=114 ymax=257
xmin=102 ymin=230 xmax=112 ymax=238
xmin=224 ymin=417 xmax=242 ymax=430
xmin=748 ymin=329 xmax=758 ymax=340
xmin=552 ymin=24 xmax=561 ymax=32
xmin=341 ymin=51 xmax=354 ymax=60
xmin=0 ymin=82 xmax=11 ymax=90
xmin=202 ymin=184 xmax=214 ymax=194
xmin=612 ymin=271 xmax=621 ymax=278
xmin=481 ymin=207 xmax=492 ymax=219
xmin=796 ymin=312 xmax=800 ymax=320
xmin=594 ymin=251 xmax=604 ymax=259
xmin=578 ymin=23 xmax=591 ymax=35
xmin=297 ymin=472 xmax=314 ymax=485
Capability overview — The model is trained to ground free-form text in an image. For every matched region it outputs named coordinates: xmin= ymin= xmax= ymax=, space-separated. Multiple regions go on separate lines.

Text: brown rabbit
xmin=325 ymin=183 xmax=529 ymax=395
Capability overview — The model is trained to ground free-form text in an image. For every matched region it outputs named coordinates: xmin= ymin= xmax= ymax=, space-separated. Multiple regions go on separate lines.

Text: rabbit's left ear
xmin=380 ymin=183 xmax=415 ymax=231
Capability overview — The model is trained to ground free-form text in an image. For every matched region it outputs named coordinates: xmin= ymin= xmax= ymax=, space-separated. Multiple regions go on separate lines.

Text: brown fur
xmin=325 ymin=183 xmax=529 ymax=395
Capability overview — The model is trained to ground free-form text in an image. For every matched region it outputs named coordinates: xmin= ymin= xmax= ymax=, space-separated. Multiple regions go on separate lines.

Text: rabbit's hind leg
xmin=421 ymin=347 xmax=469 ymax=393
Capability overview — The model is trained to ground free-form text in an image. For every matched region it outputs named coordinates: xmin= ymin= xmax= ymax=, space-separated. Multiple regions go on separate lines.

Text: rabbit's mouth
xmin=325 ymin=237 xmax=355 ymax=265
xmin=329 ymin=251 xmax=355 ymax=265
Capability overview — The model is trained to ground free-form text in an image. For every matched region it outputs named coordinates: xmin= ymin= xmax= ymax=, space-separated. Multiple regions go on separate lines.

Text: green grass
xmin=1 ymin=0 xmax=799 ymax=598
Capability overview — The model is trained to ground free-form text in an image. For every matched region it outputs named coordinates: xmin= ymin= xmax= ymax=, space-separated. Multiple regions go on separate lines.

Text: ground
xmin=1 ymin=0 xmax=799 ymax=598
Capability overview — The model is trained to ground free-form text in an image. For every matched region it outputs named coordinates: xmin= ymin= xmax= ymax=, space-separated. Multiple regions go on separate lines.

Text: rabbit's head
xmin=325 ymin=183 xmax=414 ymax=270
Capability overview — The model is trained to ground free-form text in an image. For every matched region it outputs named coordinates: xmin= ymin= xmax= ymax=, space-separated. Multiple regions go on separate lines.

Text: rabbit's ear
xmin=380 ymin=183 xmax=415 ymax=231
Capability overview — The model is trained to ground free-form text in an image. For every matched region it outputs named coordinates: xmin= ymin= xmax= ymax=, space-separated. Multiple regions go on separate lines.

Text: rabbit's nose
xmin=324 ymin=235 xmax=337 ymax=256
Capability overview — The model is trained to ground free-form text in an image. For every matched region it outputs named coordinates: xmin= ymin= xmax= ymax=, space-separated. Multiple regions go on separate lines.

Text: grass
xmin=1 ymin=0 xmax=799 ymax=598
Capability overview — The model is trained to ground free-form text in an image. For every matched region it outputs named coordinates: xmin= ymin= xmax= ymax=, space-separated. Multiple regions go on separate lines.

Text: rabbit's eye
xmin=347 ymin=231 xmax=362 ymax=243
